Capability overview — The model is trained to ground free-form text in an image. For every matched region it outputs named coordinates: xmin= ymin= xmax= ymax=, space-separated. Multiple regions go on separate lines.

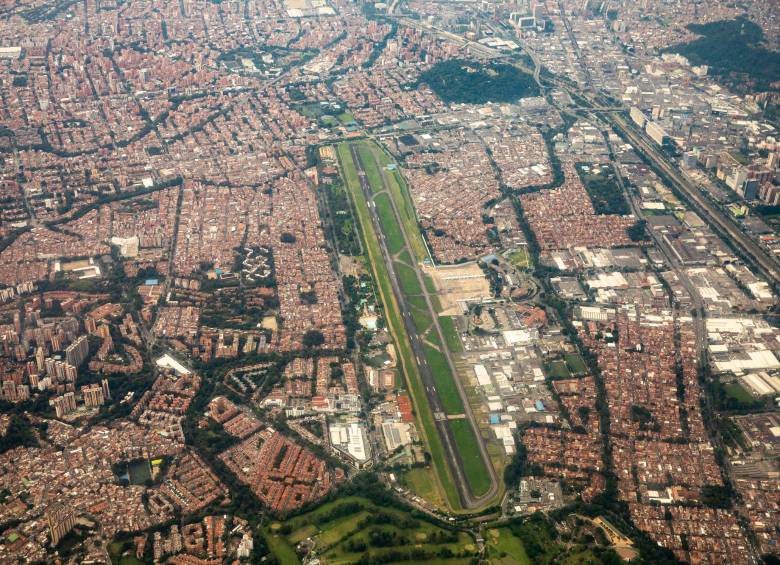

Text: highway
xmin=609 ymin=111 xmax=780 ymax=287
xmin=528 ymin=9 xmax=780 ymax=287
xmin=349 ymin=143 xmax=498 ymax=508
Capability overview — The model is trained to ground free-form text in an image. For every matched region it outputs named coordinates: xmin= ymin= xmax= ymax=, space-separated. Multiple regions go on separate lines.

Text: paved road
xmin=579 ymin=95 xmax=780 ymax=288
xmin=349 ymin=144 xmax=497 ymax=508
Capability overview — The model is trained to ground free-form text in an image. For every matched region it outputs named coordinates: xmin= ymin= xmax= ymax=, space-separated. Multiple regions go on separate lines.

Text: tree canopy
xmin=663 ymin=17 xmax=780 ymax=92
xmin=420 ymin=59 xmax=539 ymax=104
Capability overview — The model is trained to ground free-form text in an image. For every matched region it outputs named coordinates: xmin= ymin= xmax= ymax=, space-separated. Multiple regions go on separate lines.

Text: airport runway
xmin=349 ymin=143 xmax=498 ymax=508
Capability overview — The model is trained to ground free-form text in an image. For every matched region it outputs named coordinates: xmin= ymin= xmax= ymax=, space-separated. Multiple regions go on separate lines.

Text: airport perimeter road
xmin=350 ymin=143 xmax=498 ymax=508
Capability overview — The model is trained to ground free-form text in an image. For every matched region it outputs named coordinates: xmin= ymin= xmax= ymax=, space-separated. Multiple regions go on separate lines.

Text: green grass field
xmin=397 ymin=248 xmax=413 ymax=265
xmin=423 ymin=343 xmax=464 ymax=415
xmin=507 ymin=248 xmax=533 ymax=269
xmin=406 ymin=294 xmax=428 ymax=311
xmin=411 ymin=305 xmax=434 ymax=334
xmin=395 ymin=260 xmax=423 ymax=296
xmin=375 ymin=193 xmax=405 ymax=254
xmin=564 ymin=352 xmax=588 ymax=375
xmin=338 ymin=111 xmax=356 ymax=124
xmin=424 ymin=273 xmax=438 ymax=293
xmin=486 ymin=528 xmax=533 ymax=565
xmin=363 ymin=142 xmax=429 ymax=262
xmin=358 ymin=145 xmax=385 ymax=194
xmin=264 ymin=497 xmax=477 ymax=565
xmin=724 ymin=382 xmax=754 ymax=404
xmin=337 ymin=143 xmax=461 ymax=511
xmin=439 ymin=316 xmax=463 ymax=353
xmin=450 ymin=419 xmax=492 ymax=497
xmin=400 ymin=468 xmax=446 ymax=508
xmin=263 ymin=529 xmax=301 ymax=565
xmin=544 ymin=359 xmax=571 ymax=379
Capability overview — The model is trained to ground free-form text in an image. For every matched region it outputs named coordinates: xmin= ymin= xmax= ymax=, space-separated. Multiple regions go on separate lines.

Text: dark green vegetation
xmin=708 ymin=379 xmax=766 ymax=412
xmin=504 ymin=514 xmax=623 ymax=565
xmin=420 ymin=59 xmax=539 ymax=104
xmin=575 ymin=163 xmax=630 ymax=216
xmin=109 ymin=540 xmax=143 ymax=565
xmin=303 ymin=330 xmax=326 ymax=348
xmin=262 ymin=494 xmax=478 ymax=564
xmin=200 ymin=286 xmax=274 ymax=330
xmin=0 ymin=414 xmax=38 ymax=454
xmin=324 ymin=181 xmax=362 ymax=256
xmin=700 ymin=484 xmax=733 ymax=509
xmin=663 ymin=17 xmax=780 ymax=92
xmin=503 ymin=443 xmax=541 ymax=489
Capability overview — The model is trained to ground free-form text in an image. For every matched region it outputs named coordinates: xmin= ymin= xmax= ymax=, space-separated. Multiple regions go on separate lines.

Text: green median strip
xmin=394 ymin=261 xmax=423 ymax=296
xmin=423 ymin=273 xmax=437 ymax=294
xmin=375 ymin=193 xmax=405 ymax=255
xmin=438 ymin=316 xmax=463 ymax=354
xmin=356 ymin=141 xmax=430 ymax=263
xmin=450 ymin=419 xmax=492 ymax=498
xmin=411 ymin=305 xmax=433 ymax=335
xmin=422 ymin=343 xmax=464 ymax=415
xmin=336 ymin=143 xmax=461 ymax=511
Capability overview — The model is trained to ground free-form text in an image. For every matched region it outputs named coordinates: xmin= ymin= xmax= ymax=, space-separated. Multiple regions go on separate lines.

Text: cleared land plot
xmin=450 ymin=419 xmax=492 ymax=497
xmin=425 ymin=263 xmax=491 ymax=316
